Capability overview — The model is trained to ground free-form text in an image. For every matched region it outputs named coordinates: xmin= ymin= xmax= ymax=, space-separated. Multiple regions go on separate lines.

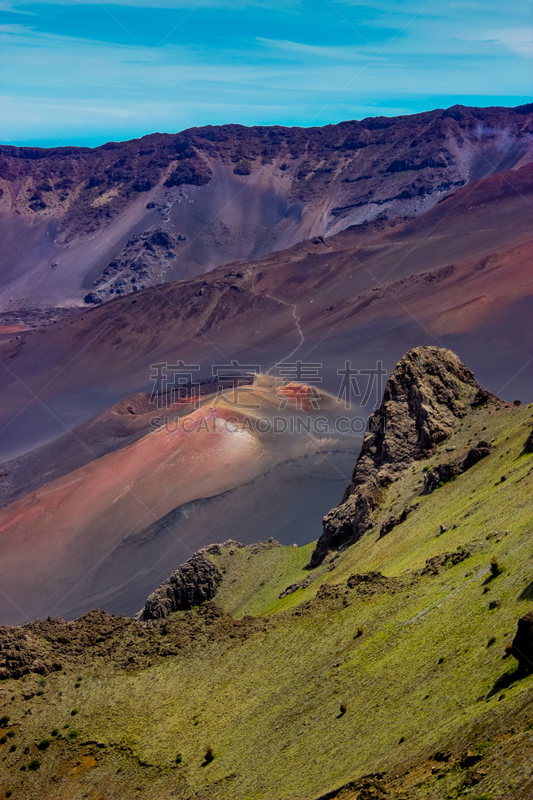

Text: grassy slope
xmin=1 ymin=402 xmax=533 ymax=800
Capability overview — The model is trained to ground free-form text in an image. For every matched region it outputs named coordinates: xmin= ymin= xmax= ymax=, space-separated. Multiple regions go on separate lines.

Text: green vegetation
xmin=37 ymin=739 xmax=50 ymax=751
xmin=0 ymin=402 xmax=531 ymax=799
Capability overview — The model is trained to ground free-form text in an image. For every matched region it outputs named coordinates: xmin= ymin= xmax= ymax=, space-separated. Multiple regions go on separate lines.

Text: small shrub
xmin=51 ymin=728 xmax=59 ymax=736
xmin=487 ymin=637 xmax=496 ymax=647
xmin=176 ymin=753 xmax=182 ymax=764
xmin=9 ymin=744 xmax=16 ymax=753
xmin=6 ymin=731 xmax=14 ymax=739
xmin=68 ymin=730 xmax=79 ymax=739
xmin=438 ymin=657 xmax=445 ymax=665
xmin=71 ymin=708 xmax=79 ymax=716
xmin=6 ymin=789 xmax=12 ymax=797
xmin=37 ymin=739 xmax=51 ymax=751
xmin=0 ymin=736 xmax=7 ymax=745
xmin=28 ymin=758 xmax=41 ymax=771
xmin=339 ymin=703 xmax=347 ymax=716
xmin=354 ymin=627 xmax=363 ymax=638
xmin=203 ymin=746 xmax=214 ymax=764
xmin=490 ymin=556 xmax=502 ymax=577
xmin=0 ymin=715 xmax=9 ymax=727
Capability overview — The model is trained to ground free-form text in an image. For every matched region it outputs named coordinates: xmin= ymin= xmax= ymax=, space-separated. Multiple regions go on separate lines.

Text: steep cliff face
xmin=310 ymin=347 xmax=500 ymax=566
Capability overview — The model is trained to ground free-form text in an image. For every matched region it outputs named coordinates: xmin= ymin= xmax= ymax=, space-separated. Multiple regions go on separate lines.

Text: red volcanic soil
xmin=0 ymin=325 xmax=27 ymax=333
xmin=0 ymin=104 xmax=531 ymax=308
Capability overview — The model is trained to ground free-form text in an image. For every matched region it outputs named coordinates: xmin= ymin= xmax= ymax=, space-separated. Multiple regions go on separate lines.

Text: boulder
xmin=511 ymin=610 xmax=533 ymax=671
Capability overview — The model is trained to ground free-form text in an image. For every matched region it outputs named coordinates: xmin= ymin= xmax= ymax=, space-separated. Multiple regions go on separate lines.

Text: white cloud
xmin=485 ymin=27 xmax=533 ymax=58
xmin=0 ymin=0 xmax=529 ymax=144
xmin=1 ymin=0 xmax=289 ymax=8
xmin=257 ymin=38 xmax=373 ymax=62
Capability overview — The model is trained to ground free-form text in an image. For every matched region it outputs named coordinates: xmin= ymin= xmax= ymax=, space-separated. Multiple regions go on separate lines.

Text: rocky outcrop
xmin=85 ymin=226 xmax=185 ymax=303
xmin=309 ymin=346 xmax=498 ymax=567
xmin=420 ymin=549 xmax=471 ymax=576
xmin=423 ymin=440 xmax=492 ymax=493
xmin=0 ymin=606 xmax=262 ymax=678
xmin=136 ymin=553 xmax=222 ymax=622
xmin=0 ymin=626 xmax=60 ymax=679
xmin=511 ymin=611 xmax=533 ymax=672
xmin=379 ymin=505 xmax=414 ymax=538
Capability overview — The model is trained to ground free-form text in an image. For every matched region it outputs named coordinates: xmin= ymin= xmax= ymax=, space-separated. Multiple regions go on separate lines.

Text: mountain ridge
xmin=1 ymin=103 xmax=531 ymax=309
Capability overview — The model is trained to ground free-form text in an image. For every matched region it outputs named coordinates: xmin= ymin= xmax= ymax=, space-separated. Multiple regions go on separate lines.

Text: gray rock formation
xmin=85 ymin=226 xmax=183 ymax=303
xmin=423 ymin=440 xmax=492 ymax=493
xmin=136 ymin=554 xmax=221 ymax=622
xmin=309 ymin=346 xmax=498 ymax=567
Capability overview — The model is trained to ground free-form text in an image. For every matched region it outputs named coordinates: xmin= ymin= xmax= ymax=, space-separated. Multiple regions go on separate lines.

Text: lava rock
xmin=424 ymin=440 xmax=492 ymax=493
xmin=310 ymin=347 xmax=498 ymax=567
xmin=136 ymin=554 xmax=222 ymax=622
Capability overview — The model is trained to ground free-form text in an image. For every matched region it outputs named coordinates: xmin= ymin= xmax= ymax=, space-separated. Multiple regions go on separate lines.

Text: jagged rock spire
xmin=309 ymin=346 xmax=499 ymax=567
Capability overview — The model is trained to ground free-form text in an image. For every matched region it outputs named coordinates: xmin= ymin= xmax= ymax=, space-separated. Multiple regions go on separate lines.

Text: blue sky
xmin=0 ymin=0 xmax=531 ymax=147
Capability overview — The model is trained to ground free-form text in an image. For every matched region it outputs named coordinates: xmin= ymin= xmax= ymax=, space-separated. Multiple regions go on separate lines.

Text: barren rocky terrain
xmin=0 ymin=103 xmax=531 ymax=309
